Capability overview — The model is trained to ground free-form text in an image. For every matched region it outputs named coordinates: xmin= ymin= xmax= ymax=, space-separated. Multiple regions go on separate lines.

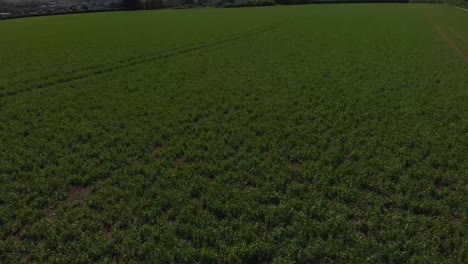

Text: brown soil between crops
xmin=45 ymin=186 xmax=92 ymax=220
xmin=428 ymin=16 xmax=468 ymax=64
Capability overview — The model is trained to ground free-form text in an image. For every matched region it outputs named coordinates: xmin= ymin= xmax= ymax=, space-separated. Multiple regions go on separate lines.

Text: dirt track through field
xmin=448 ymin=26 xmax=468 ymax=45
xmin=428 ymin=16 xmax=468 ymax=63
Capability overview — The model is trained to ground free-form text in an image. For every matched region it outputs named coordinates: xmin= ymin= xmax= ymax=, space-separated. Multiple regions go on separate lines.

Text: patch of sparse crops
xmin=0 ymin=4 xmax=467 ymax=263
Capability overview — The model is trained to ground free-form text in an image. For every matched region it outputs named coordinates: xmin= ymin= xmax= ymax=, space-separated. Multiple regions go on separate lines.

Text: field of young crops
xmin=0 ymin=4 xmax=467 ymax=262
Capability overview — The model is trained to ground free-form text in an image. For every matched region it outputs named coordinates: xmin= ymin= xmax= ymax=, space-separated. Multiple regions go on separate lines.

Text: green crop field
xmin=0 ymin=4 xmax=467 ymax=263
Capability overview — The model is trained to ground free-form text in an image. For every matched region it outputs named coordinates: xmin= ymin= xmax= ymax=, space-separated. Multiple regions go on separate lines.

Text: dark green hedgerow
xmin=0 ymin=4 xmax=467 ymax=263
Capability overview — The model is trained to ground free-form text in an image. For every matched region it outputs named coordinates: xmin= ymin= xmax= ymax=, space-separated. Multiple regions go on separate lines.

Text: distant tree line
xmin=411 ymin=0 xmax=467 ymax=6
xmin=117 ymin=0 xmax=468 ymax=9
xmin=115 ymin=0 xmax=468 ymax=10
xmin=123 ymin=0 xmax=144 ymax=9
xmin=1 ymin=0 xmax=467 ymax=20
xmin=122 ymin=0 xmax=416 ymax=9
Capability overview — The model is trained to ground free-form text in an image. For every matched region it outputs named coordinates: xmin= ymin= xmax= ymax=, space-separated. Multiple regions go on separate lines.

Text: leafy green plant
xmin=0 ymin=4 xmax=467 ymax=263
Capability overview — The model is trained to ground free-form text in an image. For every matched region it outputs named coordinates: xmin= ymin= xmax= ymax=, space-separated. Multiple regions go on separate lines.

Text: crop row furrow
xmin=0 ymin=25 xmax=278 ymax=99
xmin=3 ymin=24 xmax=281 ymax=98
